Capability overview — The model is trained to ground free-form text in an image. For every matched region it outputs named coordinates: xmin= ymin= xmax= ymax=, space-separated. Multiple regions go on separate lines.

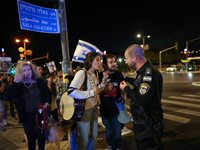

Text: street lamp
xmin=185 ymin=37 xmax=200 ymax=63
xmin=159 ymin=42 xmax=178 ymax=71
xmin=15 ymin=39 xmax=30 ymax=60
xmin=137 ymin=34 xmax=150 ymax=50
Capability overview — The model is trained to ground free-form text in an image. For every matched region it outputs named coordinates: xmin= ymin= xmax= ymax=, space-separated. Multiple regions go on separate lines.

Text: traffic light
xmin=10 ymin=68 xmax=16 ymax=74
xmin=2 ymin=52 xmax=6 ymax=56
xmin=103 ymin=51 xmax=106 ymax=56
xmin=183 ymin=48 xmax=187 ymax=55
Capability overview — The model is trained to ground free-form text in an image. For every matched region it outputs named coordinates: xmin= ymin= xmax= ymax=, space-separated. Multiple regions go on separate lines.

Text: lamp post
xmin=137 ymin=34 xmax=150 ymax=49
xmin=159 ymin=42 xmax=178 ymax=71
xmin=15 ymin=39 xmax=30 ymax=60
xmin=185 ymin=37 xmax=200 ymax=67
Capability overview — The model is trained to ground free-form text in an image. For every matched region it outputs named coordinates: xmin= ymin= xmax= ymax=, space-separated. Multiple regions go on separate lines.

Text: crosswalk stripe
xmin=163 ymin=113 xmax=191 ymax=123
xmin=125 ymin=104 xmax=192 ymax=124
xmin=98 ymin=117 xmax=132 ymax=135
xmin=163 ymin=106 xmax=200 ymax=117
xmin=182 ymin=94 xmax=200 ymax=98
xmin=162 ymin=99 xmax=200 ymax=108
xmin=168 ymin=96 xmax=200 ymax=103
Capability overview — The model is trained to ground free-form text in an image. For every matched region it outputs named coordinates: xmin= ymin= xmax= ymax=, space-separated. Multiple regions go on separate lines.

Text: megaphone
xmin=115 ymin=98 xmax=133 ymax=124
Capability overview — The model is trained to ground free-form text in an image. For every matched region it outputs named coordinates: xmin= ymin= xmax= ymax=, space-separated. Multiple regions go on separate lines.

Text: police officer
xmin=120 ymin=44 xmax=164 ymax=150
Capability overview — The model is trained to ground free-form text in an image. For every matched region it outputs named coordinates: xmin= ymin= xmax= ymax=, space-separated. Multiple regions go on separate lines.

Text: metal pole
xmin=58 ymin=1 xmax=75 ymax=150
xmin=143 ymin=36 xmax=145 ymax=48
xmin=58 ymin=0 xmax=71 ymax=90
xmin=159 ymin=43 xmax=177 ymax=72
xmin=159 ymin=51 xmax=161 ymax=71
xmin=23 ymin=41 xmax=26 ymax=61
xmin=186 ymin=41 xmax=188 ymax=61
xmin=185 ymin=41 xmax=188 ymax=72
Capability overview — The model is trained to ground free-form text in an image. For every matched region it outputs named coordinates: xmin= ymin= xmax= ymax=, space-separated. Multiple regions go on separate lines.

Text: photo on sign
xmin=0 ymin=57 xmax=11 ymax=73
xmin=46 ymin=61 xmax=56 ymax=73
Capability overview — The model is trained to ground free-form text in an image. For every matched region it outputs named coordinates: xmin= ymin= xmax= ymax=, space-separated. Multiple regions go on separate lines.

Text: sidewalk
xmin=0 ymin=111 xmax=107 ymax=150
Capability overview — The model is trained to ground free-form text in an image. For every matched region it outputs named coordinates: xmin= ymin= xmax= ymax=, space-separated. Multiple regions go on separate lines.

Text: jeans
xmin=102 ymin=114 xmax=122 ymax=149
xmin=56 ymin=99 xmax=60 ymax=110
xmin=10 ymin=100 xmax=16 ymax=118
xmin=77 ymin=105 xmax=98 ymax=150
xmin=23 ymin=114 xmax=45 ymax=150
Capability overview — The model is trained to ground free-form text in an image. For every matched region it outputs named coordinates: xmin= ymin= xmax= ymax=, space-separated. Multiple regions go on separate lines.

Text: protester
xmin=4 ymin=60 xmax=51 ymax=150
xmin=46 ymin=73 xmax=58 ymax=122
xmin=0 ymin=74 xmax=9 ymax=127
xmin=68 ymin=52 xmax=109 ymax=150
xmin=54 ymin=69 xmax=64 ymax=120
xmin=99 ymin=54 xmax=126 ymax=150
xmin=120 ymin=44 xmax=164 ymax=150
xmin=74 ymin=66 xmax=81 ymax=75
xmin=0 ymin=75 xmax=7 ymax=132
xmin=7 ymin=75 xmax=17 ymax=121
xmin=37 ymin=66 xmax=46 ymax=81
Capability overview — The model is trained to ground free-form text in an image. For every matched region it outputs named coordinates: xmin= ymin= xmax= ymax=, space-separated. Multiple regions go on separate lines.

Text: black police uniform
xmin=124 ymin=60 xmax=164 ymax=150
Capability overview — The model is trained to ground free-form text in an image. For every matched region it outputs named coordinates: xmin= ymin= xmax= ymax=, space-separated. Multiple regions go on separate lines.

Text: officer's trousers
xmin=133 ymin=123 xmax=157 ymax=150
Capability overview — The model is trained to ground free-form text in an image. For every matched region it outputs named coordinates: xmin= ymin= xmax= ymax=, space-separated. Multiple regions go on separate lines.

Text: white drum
xmin=60 ymin=92 xmax=75 ymax=120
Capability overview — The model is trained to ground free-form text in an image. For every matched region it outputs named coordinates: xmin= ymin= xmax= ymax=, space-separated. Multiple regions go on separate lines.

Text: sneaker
xmin=0 ymin=126 xmax=6 ymax=132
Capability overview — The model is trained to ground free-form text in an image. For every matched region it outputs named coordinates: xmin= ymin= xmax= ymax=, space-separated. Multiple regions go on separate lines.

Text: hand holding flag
xmin=72 ymin=40 xmax=103 ymax=63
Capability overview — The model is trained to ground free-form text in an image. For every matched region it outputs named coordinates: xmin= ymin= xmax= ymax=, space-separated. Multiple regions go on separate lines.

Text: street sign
xmin=17 ymin=0 xmax=60 ymax=33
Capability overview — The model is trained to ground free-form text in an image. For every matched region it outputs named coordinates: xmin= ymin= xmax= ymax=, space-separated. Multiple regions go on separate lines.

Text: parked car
xmin=166 ymin=65 xmax=177 ymax=72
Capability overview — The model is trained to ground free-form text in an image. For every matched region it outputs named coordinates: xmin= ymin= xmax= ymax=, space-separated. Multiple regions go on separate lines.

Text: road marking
xmin=182 ymin=94 xmax=200 ymax=98
xmin=162 ymin=99 xmax=200 ymax=108
xmin=98 ymin=117 xmax=132 ymax=135
xmin=163 ymin=113 xmax=191 ymax=123
xmin=168 ymin=96 xmax=200 ymax=102
xmin=163 ymin=106 xmax=200 ymax=117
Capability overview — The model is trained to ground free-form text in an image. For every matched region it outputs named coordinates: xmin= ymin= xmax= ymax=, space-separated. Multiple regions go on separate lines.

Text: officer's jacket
xmin=124 ymin=60 xmax=163 ymax=116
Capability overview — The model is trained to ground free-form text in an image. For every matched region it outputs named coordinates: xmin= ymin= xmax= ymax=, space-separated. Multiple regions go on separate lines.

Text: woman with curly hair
xmin=68 ymin=52 xmax=109 ymax=150
xmin=4 ymin=60 xmax=51 ymax=150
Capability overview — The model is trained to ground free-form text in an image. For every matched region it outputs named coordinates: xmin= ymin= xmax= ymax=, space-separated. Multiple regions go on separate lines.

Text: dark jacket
xmin=124 ymin=60 xmax=163 ymax=116
xmin=3 ymin=78 xmax=51 ymax=123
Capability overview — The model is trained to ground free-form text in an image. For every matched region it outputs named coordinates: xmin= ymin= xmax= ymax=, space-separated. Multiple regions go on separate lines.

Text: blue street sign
xmin=17 ymin=0 xmax=60 ymax=33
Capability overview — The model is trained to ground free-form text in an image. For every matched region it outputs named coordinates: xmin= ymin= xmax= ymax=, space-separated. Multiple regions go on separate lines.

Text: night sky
xmin=1 ymin=0 xmax=200 ymax=65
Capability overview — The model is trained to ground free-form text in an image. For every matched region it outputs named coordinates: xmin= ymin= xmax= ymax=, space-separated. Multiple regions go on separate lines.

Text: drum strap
xmin=87 ymin=70 xmax=100 ymax=104
xmin=68 ymin=69 xmax=87 ymax=94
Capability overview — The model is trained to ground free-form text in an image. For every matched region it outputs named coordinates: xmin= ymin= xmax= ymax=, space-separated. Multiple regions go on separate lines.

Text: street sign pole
xmin=58 ymin=0 xmax=71 ymax=90
xmin=58 ymin=1 xmax=75 ymax=150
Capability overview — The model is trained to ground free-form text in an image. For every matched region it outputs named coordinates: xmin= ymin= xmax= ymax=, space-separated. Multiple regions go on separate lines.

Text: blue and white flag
xmin=72 ymin=40 xmax=103 ymax=63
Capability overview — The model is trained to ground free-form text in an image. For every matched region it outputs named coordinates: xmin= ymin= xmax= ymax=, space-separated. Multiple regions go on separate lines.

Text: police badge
xmin=139 ymin=83 xmax=150 ymax=95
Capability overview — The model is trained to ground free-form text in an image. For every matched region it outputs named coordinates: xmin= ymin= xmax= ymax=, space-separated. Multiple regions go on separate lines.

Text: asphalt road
xmin=98 ymin=71 xmax=200 ymax=150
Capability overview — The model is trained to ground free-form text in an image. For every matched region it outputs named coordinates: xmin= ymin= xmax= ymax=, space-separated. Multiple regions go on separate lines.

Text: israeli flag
xmin=72 ymin=40 xmax=103 ymax=63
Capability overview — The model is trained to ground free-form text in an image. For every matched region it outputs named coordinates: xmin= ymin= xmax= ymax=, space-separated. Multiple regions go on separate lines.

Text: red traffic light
xmin=183 ymin=51 xmax=187 ymax=55
xmin=2 ymin=52 xmax=6 ymax=56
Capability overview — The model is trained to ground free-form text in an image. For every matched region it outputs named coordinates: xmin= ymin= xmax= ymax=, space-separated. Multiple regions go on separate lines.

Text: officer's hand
xmin=120 ymin=80 xmax=128 ymax=91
